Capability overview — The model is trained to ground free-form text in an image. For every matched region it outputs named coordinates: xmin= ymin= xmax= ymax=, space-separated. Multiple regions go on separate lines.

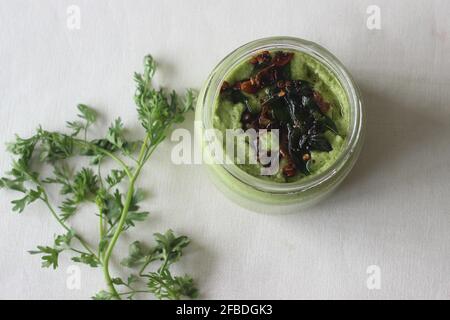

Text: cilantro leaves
xmin=120 ymin=230 xmax=198 ymax=300
xmin=0 ymin=55 xmax=197 ymax=300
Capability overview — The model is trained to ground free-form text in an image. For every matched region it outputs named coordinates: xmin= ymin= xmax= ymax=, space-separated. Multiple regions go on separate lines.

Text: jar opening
xmin=200 ymin=37 xmax=363 ymax=194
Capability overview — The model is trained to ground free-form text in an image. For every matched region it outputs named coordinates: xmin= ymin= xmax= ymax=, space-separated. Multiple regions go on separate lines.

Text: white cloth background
xmin=0 ymin=0 xmax=449 ymax=299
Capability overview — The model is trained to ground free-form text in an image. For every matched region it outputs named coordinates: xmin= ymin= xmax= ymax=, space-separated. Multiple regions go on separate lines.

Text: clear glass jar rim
xmin=201 ymin=36 xmax=363 ymax=194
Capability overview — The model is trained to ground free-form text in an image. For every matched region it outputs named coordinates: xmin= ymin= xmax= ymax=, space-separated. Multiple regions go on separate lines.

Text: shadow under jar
xmin=196 ymin=37 xmax=365 ymax=214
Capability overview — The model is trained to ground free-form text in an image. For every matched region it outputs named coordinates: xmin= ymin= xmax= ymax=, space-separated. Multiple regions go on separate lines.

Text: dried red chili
xmin=220 ymin=81 xmax=230 ymax=93
xmin=313 ymin=91 xmax=331 ymax=113
xmin=249 ymin=50 xmax=271 ymax=66
xmin=282 ymin=161 xmax=297 ymax=177
xmin=272 ymin=51 xmax=294 ymax=67
xmin=240 ymin=80 xmax=259 ymax=94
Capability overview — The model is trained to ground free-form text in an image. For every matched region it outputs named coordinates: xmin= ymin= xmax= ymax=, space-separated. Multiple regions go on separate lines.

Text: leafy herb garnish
xmin=0 ymin=55 xmax=197 ymax=300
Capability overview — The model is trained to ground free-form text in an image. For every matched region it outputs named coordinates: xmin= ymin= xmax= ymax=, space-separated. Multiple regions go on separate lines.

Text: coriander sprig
xmin=0 ymin=55 xmax=198 ymax=300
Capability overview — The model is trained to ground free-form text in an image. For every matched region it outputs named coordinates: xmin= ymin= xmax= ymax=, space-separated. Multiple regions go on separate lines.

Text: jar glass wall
xmin=195 ymin=37 xmax=365 ymax=213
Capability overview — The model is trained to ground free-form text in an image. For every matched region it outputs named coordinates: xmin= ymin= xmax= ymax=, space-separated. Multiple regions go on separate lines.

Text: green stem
xmin=101 ymin=135 xmax=150 ymax=299
xmin=73 ymin=139 xmax=133 ymax=179
xmin=138 ymin=135 xmax=150 ymax=164
xmin=96 ymin=166 xmax=106 ymax=261
xmin=98 ymin=205 xmax=105 ymax=261
xmin=99 ymin=208 xmax=104 ymax=242
xmin=102 ymin=180 xmax=135 ymax=299
xmin=70 ymin=248 xmax=89 ymax=255
xmin=151 ymin=275 xmax=178 ymax=299
xmin=40 ymin=191 xmax=99 ymax=261
xmin=24 ymin=168 xmax=99 ymax=262
xmin=138 ymin=257 xmax=152 ymax=276
xmin=158 ymin=256 xmax=169 ymax=273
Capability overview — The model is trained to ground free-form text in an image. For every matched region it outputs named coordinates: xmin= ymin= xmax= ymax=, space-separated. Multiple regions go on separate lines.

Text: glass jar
xmin=195 ymin=37 xmax=364 ymax=213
